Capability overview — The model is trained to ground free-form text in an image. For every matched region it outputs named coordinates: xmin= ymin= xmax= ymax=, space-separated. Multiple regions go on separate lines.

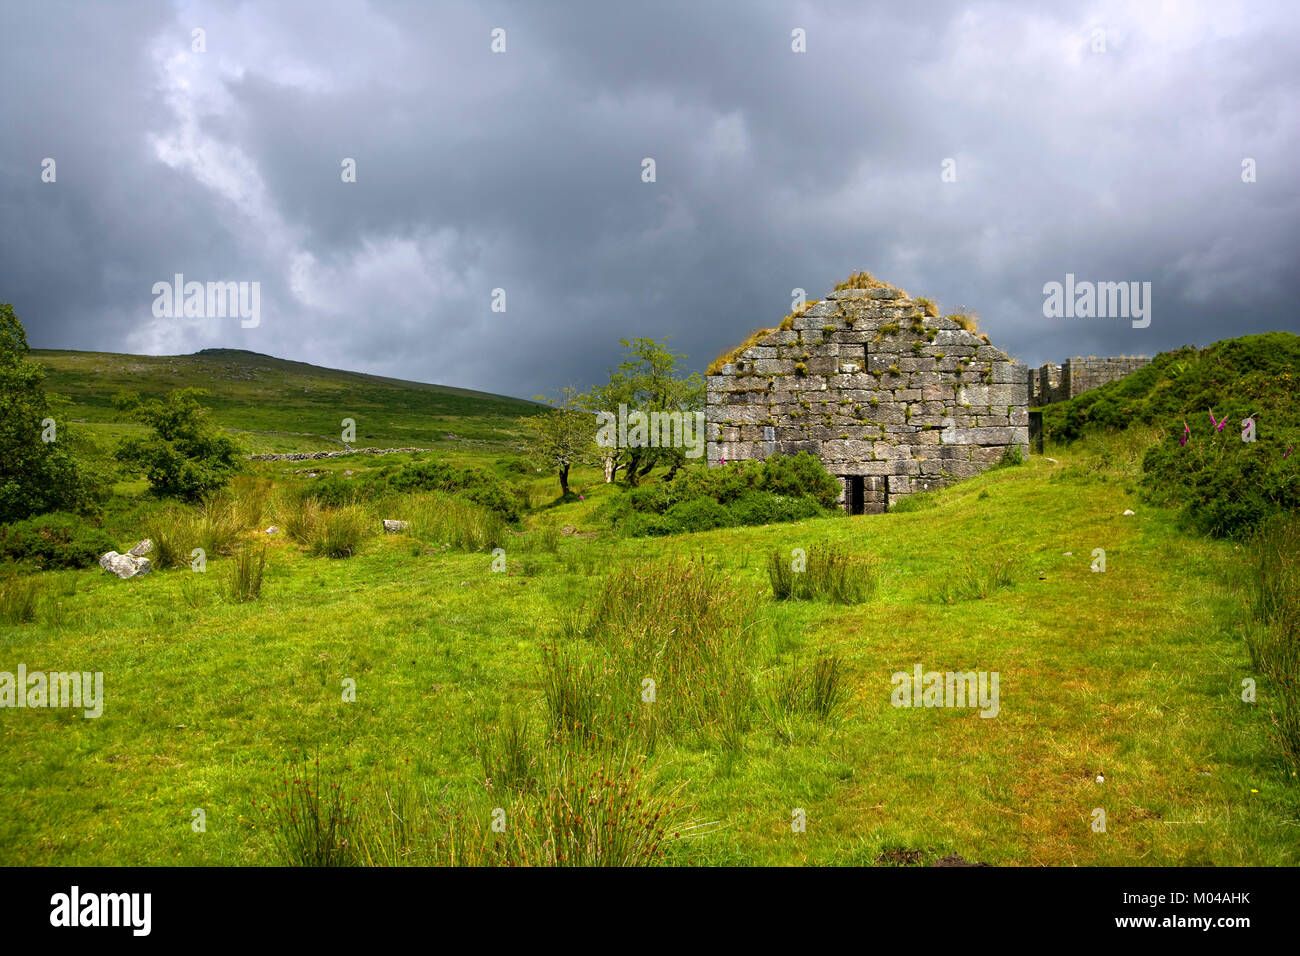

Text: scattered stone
xmin=383 ymin=519 xmax=409 ymax=534
xmin=1096 ymin=774 xmax=1106 ymax=784
xmin=343 ymin=470 xmax=353 ymax=476
xmin=265 ymin=526 xmax=280 ymax=535
xmin=98 ymin=551 xmax=152 ymax=579
xmin=128 ymin=539 xmax=153 ymax=557
xmin=249 ymin=446 xmax=431 ymax=462
xmin=1122 ymin=509 xmax=1135 ymax=516
xmin=560 ymin=525 xmax=578 ymax=536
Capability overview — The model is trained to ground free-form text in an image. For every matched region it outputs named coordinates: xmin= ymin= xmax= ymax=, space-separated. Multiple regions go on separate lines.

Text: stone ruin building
xmin=705 ymin=273 xmax=1030 ymax=514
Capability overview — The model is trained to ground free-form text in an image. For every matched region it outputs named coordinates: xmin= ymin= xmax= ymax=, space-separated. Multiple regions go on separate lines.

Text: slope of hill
xmin=32 ymin=348 xmax=540 ymax=455
xmin=1041 ymin=332 xmax=1300 ymax=536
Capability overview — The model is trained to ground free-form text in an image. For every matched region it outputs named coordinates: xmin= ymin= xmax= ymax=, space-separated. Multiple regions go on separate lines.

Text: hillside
xmin=32 ymin=348 xmax=541 ymax=455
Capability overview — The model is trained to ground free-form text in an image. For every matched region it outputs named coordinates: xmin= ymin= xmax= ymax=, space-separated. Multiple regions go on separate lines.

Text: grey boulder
xmin=99 ymin=551 xmax=152 ymax=579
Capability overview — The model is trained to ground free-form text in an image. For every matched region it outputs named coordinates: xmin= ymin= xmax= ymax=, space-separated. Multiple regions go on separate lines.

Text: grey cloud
xmin=2 ymin=0 xmax=1297 ymax=399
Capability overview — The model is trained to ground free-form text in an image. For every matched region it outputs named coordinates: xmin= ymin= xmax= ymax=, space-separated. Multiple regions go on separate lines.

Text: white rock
xmin=128 ymin=538 xmax=153 ymax=557
xmin=383 ymin=519 xmax=409 ymax=534
xmin=98 ymin=551 xmax=152 ymax=579
xmin=264 ymin=526 xmax=280 ymax=535
xmin=1096 ymin=774 xmax=1105 ymax=784
xmin=1122 ymin=509 xmax=1135 ymax=516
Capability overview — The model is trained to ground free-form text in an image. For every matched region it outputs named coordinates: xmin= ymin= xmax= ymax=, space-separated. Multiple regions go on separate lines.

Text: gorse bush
xmin=0 ymin=512 xmax=115 ymax=570
xmin=1143 ymin=419 xmax=1299 ymax=538
xmin=768 ymin=545 xmax=878 ymax=604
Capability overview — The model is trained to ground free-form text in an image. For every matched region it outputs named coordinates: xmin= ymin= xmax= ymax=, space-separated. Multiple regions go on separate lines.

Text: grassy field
xmin=2 ymin=406 xmax=1296 ymax=864
xmin=3 ymin=348 xmax=1296 ymax=866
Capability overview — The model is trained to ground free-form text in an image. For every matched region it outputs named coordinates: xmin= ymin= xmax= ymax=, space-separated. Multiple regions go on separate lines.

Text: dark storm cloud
xmin=2 ymin=0 xmax=1297 ymax=399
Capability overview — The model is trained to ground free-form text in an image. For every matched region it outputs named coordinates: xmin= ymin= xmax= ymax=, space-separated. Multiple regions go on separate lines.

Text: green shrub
xmin=1143 ymin=423 xmax=1298 ymax=538
xmin=259 ymin=756 xmax=358 ymax=867
xmin=0 ymin=304 xmax=107 ymax=523
xmin=281 ymin=497 xmax=321 ymax=545
xmin=476 ymin=709 xmax=539 ymax=795
xmin=0 ymin=512 xmax=115 ymax=570
xmin=196 ymin=498 xmax=242 ymax=556
xmin=601 ymin=453 xmax=838 ymax=537
xmin=115 ymin=388 xmax=243 ymax=501
xmin=765 ymin=656 xmax=846 ymax=723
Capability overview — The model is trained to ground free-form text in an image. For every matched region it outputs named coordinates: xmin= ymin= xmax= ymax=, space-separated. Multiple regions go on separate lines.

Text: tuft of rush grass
xmin=227 ymin=545 xmax=267 ymax=602
xmin=0 ymin=575 xmax=40 ymax=625
xmin=768 ymin=544 xmax=878 ymax=603
xmin=258 ymin=749 xmax=690 ymax=867
xmin=476 ymin=708 xmax=539 ymax=795
xmin=404 ymin=492 xmax=505 ymax=552
xmin=256 ymin=755 xmax=358 ymax=867
xmin=936 ymin=553 xmax=1018 ymax=604
xmin=308 ymin=505 xmax=370 ymax=559
xmin=1245 ymin=514 xmax=1300 ymax=769
xmin=543 ymin=560 xmax=755 ymax=750
xmin=141 ymin=498 xmax=242 ymax=568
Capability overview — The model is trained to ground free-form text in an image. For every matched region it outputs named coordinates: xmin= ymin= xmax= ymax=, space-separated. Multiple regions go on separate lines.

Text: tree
xmin=520 ymin=386 xmax=600 ymax=497
xmin=586 ymin=338 xmax=705 ymax=486
xmin=0 ymin=304 xmax=103 ymax=522
xmin=115 ymin=388 xmax=243 ymax=500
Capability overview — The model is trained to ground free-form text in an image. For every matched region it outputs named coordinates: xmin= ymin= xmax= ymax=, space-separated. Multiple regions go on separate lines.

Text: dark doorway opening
xmin=846 ymin=475 xmax=865 ymax=515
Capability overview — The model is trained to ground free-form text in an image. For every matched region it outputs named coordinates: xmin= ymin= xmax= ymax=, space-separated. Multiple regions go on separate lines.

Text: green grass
xmin=2 ymin=434 xmax=1297 ymax=866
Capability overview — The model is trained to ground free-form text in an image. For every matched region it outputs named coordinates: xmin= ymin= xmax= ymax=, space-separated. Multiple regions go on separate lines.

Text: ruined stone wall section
xmin=1064 ymin=355 xmax=1152 ymax=398
xmin=705 ymin=286 xmax=1029 ymax=510
xmin=1026 ymin=355 xmax=1153 ymax=406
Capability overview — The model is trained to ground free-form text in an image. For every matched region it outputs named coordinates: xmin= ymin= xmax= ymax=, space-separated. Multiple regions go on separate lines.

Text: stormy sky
xmin=2 ymin=0 xmax=1297 ymax=400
